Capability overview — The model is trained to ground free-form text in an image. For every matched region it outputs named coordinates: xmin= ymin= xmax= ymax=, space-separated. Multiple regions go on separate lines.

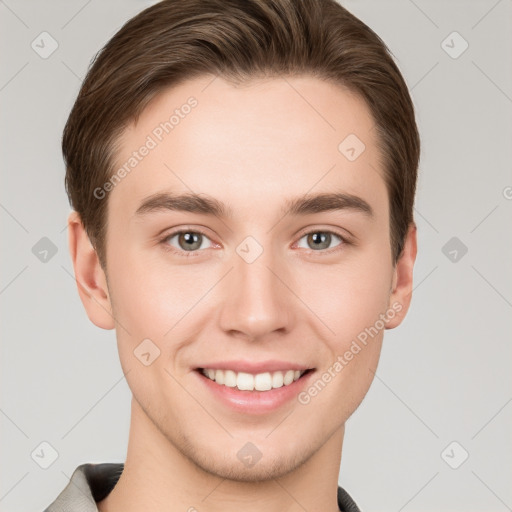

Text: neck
xmin=98 ymin=397 xmax=344 ymax=512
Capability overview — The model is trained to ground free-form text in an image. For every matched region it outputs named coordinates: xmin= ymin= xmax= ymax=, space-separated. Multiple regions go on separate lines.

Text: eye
xmin=161 ymin=229 xmax=213 ymax=254
xmin=296 ymin=230 xmax=346 ymax=252
xmin=160 ymin=228 xmax=349 ymax=257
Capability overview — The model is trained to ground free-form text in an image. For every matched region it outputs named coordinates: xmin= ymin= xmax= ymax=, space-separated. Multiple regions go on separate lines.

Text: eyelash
xmin=159 ymin=227 xmax=351 ymax=258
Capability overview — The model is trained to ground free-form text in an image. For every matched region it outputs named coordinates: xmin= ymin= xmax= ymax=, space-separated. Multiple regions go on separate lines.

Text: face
xmin=71 ymin=74 xmax=416 ymax=482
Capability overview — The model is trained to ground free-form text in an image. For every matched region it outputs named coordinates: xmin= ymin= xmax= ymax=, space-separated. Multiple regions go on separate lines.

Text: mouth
xmin=196 ymin=367 xmax=313 ymax=391
xmin=194 ymin=366 xmax=316 ymax=414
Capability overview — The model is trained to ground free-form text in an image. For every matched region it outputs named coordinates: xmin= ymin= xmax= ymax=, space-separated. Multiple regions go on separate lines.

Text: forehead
xmin=107 ymin=74 xmax=386 ymax=223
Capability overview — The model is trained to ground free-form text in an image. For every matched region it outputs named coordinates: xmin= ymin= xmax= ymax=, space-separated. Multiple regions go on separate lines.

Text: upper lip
xmin=195 ymin=360 xmax=314 ymax=374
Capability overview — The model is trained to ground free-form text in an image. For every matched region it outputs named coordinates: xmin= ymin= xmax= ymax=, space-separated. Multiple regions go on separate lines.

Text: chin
xmin=175 ymin=432 xmax=315 ymax=483
xmin=195 ymin=452 xmax=305 ymax=483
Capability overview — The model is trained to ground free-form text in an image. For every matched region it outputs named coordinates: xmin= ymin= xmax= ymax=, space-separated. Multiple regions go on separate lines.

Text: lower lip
xmin=195 ymin=369 xmax=315 ymax=415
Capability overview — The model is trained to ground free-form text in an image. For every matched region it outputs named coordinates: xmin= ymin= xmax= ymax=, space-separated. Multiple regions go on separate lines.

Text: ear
xmin=386 ymin=222 xmax=418 ymax=329
xmin=67 ymin=210 xmax=115 ymax=330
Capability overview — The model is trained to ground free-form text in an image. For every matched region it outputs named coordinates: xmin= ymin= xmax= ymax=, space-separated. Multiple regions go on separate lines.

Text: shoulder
xmin=43 ymin=462 xmax=124 ymax=512
xmin=337 ymin=485 xmax=362 ymax=512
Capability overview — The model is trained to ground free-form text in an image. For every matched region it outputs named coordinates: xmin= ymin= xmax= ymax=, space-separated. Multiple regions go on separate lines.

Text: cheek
xmin=297 ymin=248 xmax=393 ymax=342
xmin=108 ymin=243 xmax=207 ymax=332
xmin=107 ymin=252 xmax=197 ymax=397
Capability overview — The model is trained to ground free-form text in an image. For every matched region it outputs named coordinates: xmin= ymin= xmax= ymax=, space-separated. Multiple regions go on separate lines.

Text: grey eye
xmin=297 ymin=231 xmax=342 ymax=251
xmin=166 ymin=231 xmax=212 ymax=252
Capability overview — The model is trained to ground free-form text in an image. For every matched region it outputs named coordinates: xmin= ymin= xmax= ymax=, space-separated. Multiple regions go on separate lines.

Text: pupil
xmin=310 ymin=232 xmax=329 ymax=250
xmin=181 ymin=232 xmax=200 ymax=251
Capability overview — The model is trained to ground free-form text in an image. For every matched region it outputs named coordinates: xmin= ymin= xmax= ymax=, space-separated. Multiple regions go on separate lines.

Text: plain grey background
xmin=1 ymin=0 xmax=511 ymax=511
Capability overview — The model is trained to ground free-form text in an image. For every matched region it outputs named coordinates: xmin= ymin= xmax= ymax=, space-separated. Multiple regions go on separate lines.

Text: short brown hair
xmin=63 ymin=0 xmax=420 ymax=270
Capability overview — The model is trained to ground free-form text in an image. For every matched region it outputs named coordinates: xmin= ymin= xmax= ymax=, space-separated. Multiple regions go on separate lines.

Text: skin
xmin=68 ymin=75 xmax=417 ymax=512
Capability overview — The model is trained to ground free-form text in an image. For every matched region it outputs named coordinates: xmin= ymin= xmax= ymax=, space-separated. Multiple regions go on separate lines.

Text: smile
xmin=199 ymin=368 xmax=308 ymax=391
xmin=194 ymin=360 xmax=316 ymax=414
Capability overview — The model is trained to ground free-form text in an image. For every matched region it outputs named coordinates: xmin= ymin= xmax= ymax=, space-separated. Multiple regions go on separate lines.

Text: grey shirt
xmin=44 ymin=462 xmax=362 ymax=512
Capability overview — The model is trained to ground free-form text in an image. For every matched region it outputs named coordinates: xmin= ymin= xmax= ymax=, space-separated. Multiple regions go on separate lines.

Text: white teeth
xmin=201 ymin=368 xmax=307 ymax=391
xmin=272 ymin=371 xmax=284 ymax=388
xmin=214 ymin=369 xmax=224 ymax=385
xmin=224 ymin=370 xmax=237 ymax=387
xmin=254 ymin=372 xmax=272 ymax=391
xmin=237 ymin=372 xmax=254 ymax=391
xmin=283 ymin=370 xmax=295 ymax=386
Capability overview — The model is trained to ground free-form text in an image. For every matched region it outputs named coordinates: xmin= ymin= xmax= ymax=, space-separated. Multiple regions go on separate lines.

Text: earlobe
xmin=386 ymin=222 xmax=418 ymax=330
xmin=67 ymin=211 xmax=115 ymax=330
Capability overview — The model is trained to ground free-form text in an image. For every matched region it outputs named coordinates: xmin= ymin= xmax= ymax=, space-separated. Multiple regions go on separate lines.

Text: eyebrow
xmin=133 ymin=191 xmax=374 ymax=220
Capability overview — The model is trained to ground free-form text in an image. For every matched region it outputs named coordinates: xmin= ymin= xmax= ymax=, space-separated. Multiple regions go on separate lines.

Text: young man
xmin=45 ymin=0 xmax=419 ymax=510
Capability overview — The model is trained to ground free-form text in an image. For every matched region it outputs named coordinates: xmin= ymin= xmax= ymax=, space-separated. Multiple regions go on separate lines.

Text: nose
xmin=217 ymin=240 xmax=294 ymax=341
